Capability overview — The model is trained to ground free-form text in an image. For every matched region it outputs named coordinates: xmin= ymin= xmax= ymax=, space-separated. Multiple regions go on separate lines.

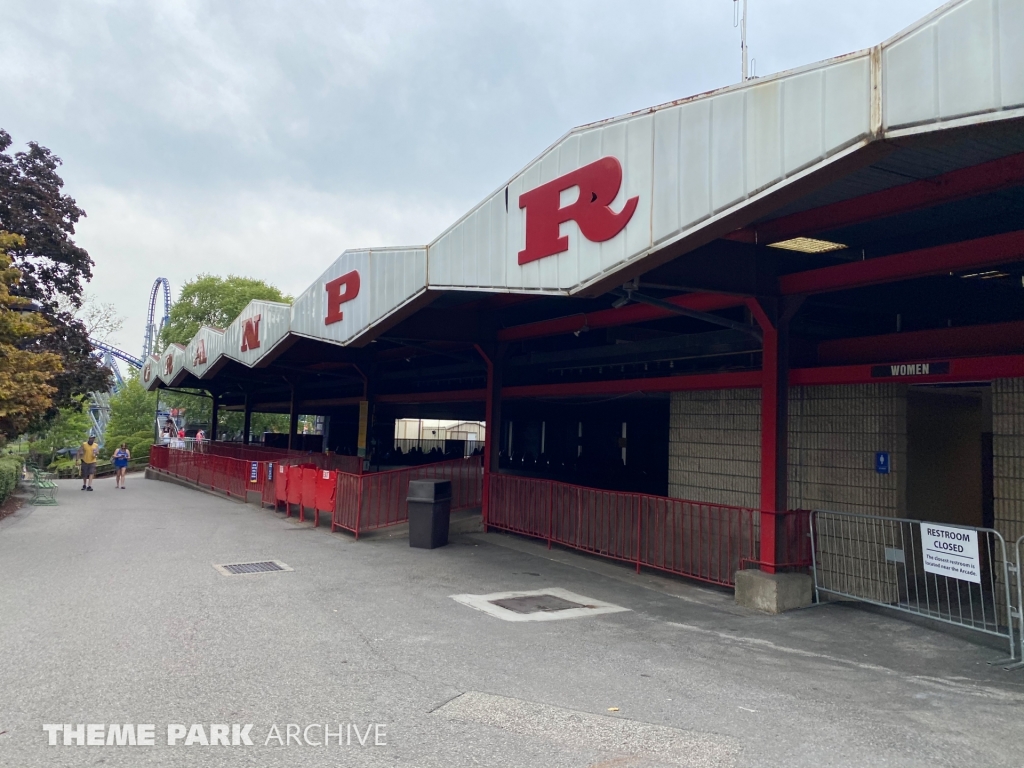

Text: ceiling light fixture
xmin=767 ymin=237 xmax=847 ymax=254
xmin=959 ymin=270 xmax=1009 ymax=280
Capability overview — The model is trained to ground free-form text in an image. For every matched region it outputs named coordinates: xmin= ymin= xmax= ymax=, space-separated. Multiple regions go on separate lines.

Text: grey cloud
xmin=1 ymin=0 xmax=945 ymax=352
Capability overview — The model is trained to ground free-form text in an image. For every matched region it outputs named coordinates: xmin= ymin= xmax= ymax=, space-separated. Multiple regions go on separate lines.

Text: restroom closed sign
xmin=920 ymin=523 xmax=981 ymax=584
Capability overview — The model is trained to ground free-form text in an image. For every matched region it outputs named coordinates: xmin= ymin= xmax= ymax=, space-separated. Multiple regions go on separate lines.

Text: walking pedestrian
xmin=113 ymin=443 xmax=131 ymax=489
xmin=78 ymin=435 xmax=99 ymax=491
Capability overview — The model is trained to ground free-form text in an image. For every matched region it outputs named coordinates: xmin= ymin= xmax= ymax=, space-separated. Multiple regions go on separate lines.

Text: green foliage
xmin=28 ymin=403 xmax=91 ymax=464
xmin=160 ymin=274 xmax=291 ymax=348
xmin=0 ymin=231 xmax=63 ymax=440
xmin=159 ymin=388 xmax=288 ymax=439
xmin=105 ymin=374 xmax=156 ymax=456
xmin=0 ymin=130 xmax=111 ymax=412
xmin=0 ymin=454 xmax=21 ymax=504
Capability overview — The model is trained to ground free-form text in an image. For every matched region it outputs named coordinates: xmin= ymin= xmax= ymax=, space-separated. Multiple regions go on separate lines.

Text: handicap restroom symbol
xmin=875 ymin=452 xmax=890 ymax=474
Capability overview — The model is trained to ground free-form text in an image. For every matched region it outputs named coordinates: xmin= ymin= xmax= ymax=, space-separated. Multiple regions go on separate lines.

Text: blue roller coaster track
xmin=86 ymin=277 xmax=172 ymax=443
xmin=142 ymin=277 xmax=172 ymax=360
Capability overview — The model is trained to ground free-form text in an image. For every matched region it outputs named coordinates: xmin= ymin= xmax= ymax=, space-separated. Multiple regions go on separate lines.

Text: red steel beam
xmin=779 ymin=230 xmax=1024 ymax=296
xmin=375 ymin=388 xmax=486 ymax=404
xmin=792 ymin=354 xmax=1024 ymax=386
xmin=350 ymin=353 xmax=1024 ymax=405
xmin=504 ymin=371 xmax=761 ymax=398
xmin=728 ymin=151 xmax=1024 ymax=244
xmin=497 ymin=293 xmax=745 ymax=342
xmin=818 ymin=320 xmax=1024 ymax=366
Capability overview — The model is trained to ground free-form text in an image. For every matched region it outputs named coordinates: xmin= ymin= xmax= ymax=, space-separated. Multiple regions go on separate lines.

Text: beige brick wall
xmin=788 ymin=384 xmax=907 ymax=516
xmin=992 ymin=378 xmax=1024 ymax=545
xmin=668 ymin=388 xmax=761 ymax=507
xmin=669 ymin=384 xmax=907 ymax=516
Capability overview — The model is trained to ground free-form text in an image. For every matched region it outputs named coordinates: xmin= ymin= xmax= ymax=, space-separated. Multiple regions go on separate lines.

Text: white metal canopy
xmin=143 ymin=0 xmax=1024 ymax=392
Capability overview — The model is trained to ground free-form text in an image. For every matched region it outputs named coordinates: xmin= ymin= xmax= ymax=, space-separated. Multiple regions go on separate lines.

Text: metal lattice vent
xmin=213 ymin=560 xmax=293 ymax=576
xmin=490 ymin=594 xmax=585 ymax=614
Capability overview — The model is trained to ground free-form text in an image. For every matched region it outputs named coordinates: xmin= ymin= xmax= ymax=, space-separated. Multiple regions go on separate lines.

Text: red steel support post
xmin=747 ymin=297 xmax=800 ymax=574
xmin=287 ymin=383 xmax=299 ymax=451
xmin=242 ymin=391 xmax=253 ymax=445
xmin=474 ymin=343 xmax=503 ymax=532
xmin=209 ymin=394 xmax=220 ymax=442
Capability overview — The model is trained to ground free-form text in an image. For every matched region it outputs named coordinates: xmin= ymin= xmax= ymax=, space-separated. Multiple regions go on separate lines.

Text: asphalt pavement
xmin=1 ymin=472 xmax=1022 ymax=767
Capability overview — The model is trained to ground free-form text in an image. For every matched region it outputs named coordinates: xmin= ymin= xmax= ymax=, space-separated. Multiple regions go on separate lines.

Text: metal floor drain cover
xmin=490 ymin=594 xmax=585 ymax=614
xmin=213 ymin=560 xmax=292 ymax=576
xmin=451 ymin=588 xmax=629 ymax=622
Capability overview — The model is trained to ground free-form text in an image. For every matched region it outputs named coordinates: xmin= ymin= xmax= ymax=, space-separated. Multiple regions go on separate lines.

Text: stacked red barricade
xmin=269 ymin=463 xmax=338 ymax=526
xmin=486 ymin=473 xmax=811 ymax=587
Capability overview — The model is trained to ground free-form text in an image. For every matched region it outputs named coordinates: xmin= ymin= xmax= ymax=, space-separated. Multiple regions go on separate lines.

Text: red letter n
xmin=324 ymin=270 xmax=361 ymax=325
xmin=240 ymin=314 xmax=261 ymax=352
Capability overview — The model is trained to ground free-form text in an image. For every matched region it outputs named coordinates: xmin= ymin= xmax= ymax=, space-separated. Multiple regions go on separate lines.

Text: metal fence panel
xmin=487 ymin=473 xmax=808 ymax=587
xmin=811 ymin=510 xmax=1018 ymax=662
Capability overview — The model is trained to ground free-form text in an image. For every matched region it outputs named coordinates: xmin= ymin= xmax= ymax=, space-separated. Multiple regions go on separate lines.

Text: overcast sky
xmin=2 ymin=0 xmax=946 ymax=354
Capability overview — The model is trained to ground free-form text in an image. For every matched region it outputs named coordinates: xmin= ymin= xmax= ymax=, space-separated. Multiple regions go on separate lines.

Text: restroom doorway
xmin=906 ymin=386 xmax=992 ymax=528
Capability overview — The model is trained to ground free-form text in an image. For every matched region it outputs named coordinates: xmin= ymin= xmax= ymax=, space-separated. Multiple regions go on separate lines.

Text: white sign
xmin=920 ymin=523 xmax=981 ymax=584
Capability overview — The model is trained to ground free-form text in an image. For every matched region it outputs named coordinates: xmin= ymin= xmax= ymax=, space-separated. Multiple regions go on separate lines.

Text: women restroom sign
xmin=875 ymin=452 xmax=889 ymax=474
xmin=920 ymin=523 xmax=981 ymax=584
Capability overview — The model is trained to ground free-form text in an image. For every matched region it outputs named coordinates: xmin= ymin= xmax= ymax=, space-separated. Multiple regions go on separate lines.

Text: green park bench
xmin=29 ymin=468 xmax=58 ymax=506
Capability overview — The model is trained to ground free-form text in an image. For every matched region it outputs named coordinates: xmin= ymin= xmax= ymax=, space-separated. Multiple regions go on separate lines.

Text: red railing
xmin=151 ymin=448 xmax=482 ymax=537
xmin=205 ymin=442 xmax=361 ymax=469
xmin=332 ymin=456 xmax=483 ymax=537
xmin=155 ymin=446 xmax=265 ymax=499
xmin=487 ymin=473 xmax=810 ymax=587
xmin=150 ymin=444 xmax=169 ymax=470
xmin=147 ymin=447 xmax=807 ymax=584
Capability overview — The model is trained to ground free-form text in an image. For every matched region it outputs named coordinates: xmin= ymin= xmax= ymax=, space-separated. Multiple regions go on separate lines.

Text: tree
xmin=105 ymin=373 xmax=157 ymax=459
xmin=28 ymin=402 xmax=91 ymax=466
xmin=0 ymin=231 xmax=63 ymax=440
xmin=0 ymin=129 xmax=110 ymax=410
xmin=57 ymin=292 xmax=125 ymax=343
xmin=160 ymin=387 xmax=288 ymax=440
xmin=159 ymin=273 xmax=291 ymax=438
xmin=160 ymin=275 xmax=291 ymax=347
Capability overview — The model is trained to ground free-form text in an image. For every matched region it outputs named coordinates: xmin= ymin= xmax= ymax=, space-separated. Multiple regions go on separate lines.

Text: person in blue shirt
xmin=113 ymin=443 xmax=131 ymax=489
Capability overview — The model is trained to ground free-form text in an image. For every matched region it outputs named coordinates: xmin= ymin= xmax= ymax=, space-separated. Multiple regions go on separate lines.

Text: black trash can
xmin=407 ymin=479 xmax=452 ymax=549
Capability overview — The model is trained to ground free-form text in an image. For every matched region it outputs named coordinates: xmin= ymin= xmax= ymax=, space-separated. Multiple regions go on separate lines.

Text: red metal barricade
xmin=332 ymin=456 xmax=483 ymax=537
xmin=299 ymin=467 xmax=318 ymax=522
xmin=261 ymin=461 xmax=276 ymax=507
xmin=150 ymin=444 xmax=169 ymax=470
xmin=150 ymin=449 xmax=485 ymax=540
xmin=152 ymin=448 xmax=266 ymax=499
xmin=486 ymin=473 xmax=810 ymax=588
xmin=285 ymin=463 xmax=305 ymax=514
xmin=314 ymin=469 xmax=337 ymax=527
xmin=274 ymin=462 xmax=289 ymax=510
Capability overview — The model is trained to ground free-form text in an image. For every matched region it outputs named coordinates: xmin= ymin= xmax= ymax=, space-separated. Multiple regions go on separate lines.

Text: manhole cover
xmin=451 ymin=588 xmax=630 ymax=622
xmin=490 ymin=594 xmax=585 ymax=614
xmin=213 ymin=560 xmax=292 ymax=576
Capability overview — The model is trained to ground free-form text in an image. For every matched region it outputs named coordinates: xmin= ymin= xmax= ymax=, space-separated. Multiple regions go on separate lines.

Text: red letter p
xmin=325 ymin=270 xmax=361 ymax=325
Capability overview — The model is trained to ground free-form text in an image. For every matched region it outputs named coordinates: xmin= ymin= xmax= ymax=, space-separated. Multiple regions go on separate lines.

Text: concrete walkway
xmin=1 ymin=473 xmax=1023 ymax=767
